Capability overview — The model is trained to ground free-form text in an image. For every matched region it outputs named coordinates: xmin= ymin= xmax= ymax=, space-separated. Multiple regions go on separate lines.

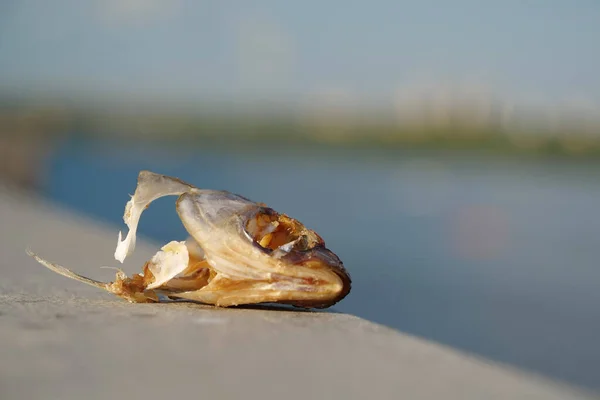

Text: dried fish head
xmin=29 ymin=171 xmax=351 ymax=309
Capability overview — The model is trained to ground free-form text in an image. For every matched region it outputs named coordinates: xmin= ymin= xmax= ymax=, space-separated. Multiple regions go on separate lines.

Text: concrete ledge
xmin=0 ymin=184 xmax=596 ymax=400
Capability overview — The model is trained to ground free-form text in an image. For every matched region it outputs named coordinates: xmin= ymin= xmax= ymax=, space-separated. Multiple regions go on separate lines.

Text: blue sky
xmin=0 ymin=0 xmax=599 ymax=109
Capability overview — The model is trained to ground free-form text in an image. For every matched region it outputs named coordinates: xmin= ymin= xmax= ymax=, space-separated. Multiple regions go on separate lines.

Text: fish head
xmin=175 ymin=191 xmax=351 ymax=308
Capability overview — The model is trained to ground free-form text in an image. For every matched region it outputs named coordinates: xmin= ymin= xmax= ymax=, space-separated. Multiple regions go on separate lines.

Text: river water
xmin=42 ymin=137 xmax=600 ymax=391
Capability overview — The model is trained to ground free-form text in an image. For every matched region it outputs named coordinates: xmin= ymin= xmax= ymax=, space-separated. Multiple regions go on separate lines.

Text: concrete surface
xmin=0 ymin=183 xmax=597 ymax=400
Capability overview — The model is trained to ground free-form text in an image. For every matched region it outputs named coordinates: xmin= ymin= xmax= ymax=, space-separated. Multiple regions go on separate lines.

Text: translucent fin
xmin=115 ymin=171 xmax=194 ymax=263
xmin=145 ymin=241 xmax=190 ymax=290
xmin=26 ymin=249 xmax=109 ymax=290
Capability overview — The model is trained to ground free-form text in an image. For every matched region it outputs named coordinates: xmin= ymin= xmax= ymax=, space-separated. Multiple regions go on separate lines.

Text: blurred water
xmin=42 ymin=137 xmax=600 ymax=391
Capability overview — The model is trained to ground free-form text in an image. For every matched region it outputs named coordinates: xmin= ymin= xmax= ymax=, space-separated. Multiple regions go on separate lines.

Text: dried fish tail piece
xmin=28 ymin=170 xmax=351 ymax=309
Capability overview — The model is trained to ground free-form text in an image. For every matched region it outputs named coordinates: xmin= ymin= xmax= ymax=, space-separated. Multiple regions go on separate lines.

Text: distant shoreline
xmin=2 ymin=104 xmax=600 ymax=162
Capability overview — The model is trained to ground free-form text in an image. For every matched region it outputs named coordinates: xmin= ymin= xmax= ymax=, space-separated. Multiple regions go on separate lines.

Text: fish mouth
xmin=243 ymin=207 xmax=352 ymax=307
xmin=28 ymin=171 xmax=351 ymax=309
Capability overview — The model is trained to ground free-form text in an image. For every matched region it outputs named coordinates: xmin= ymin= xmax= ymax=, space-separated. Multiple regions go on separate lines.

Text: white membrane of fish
xmin=27 ymin=171 xmax=351 ymax=308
